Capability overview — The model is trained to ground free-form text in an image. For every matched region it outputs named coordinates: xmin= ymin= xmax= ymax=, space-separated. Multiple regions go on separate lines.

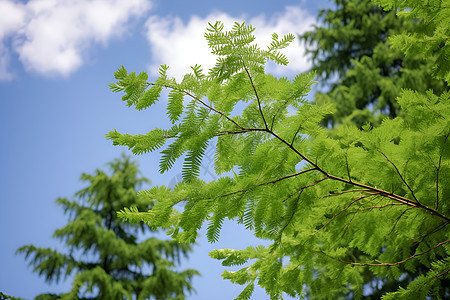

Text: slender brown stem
xmin=315 ymin=192 xmax=379 ymax=234
xmin=377 ymin=149 xmax=419 ymax=203
xmin=320 ymin=239 xmax=450 ymax=266
xmin=324 ymin=189 xmax=373 ymax=197
xmin=427 ymin=268 xmax=450 ymax=283
xmin=216 ymin=168 xmax=317 ymax=200
xmin=153 ymin=79 xmax=450 ymax=224
xmin=242 ymin=64 xmax=268 ymax=130
xmin=345 ymin=147 xmax=352 ymax=182
xmin=149 ymin=82 xmax=244 ymax=130
xmin=357 ymin=202 xmax=404 ymax=211
xmin=436 ymin=132 xmax=448 ymax=210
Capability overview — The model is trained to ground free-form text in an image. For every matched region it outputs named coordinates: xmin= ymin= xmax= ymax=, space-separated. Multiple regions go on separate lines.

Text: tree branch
xmin=242 ymin=64 xmax=268 ymax=130
xmin=159 ymin=79 xmax=450 ymax=223
xmin=320 ymin=239 xmax=450 ymax=266
xmin=217 ymin=168 xmax=318 ymax=200
xmin=315 ymin=192 xmax=379 ymax=234
xmin=149 ymin=82 xmax=244 ymax=130
xmin=376 ymin=149 xmax=419 ymax=203
xmin=436 ymin=132 xmax=449 ymax=210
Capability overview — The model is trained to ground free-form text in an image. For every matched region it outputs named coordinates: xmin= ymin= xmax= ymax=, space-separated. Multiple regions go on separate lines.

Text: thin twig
xmin=377 ymin=149 xmax=419 ymax=203
xmin=215 ymin=128 xmax=268 ymax=136
xmin=261 ymin=168 xmax=317 ymax=186
xmin=217 ymin=168 xmax=317 ymax=200
xmin=436 ymin=132 xmax=449 ymax=210
xmin=389 ymin=207 xmax=415 ymax=234
xmin=270 ymin=98 xmax=290 ymax=131
xmin=315 ymin=192 xmax=379 ymax=235
xmin=320 ymin=239 xmax=450 ymax=266
xmin=242 ymin=64 xmax=268 ymax=130
xmin=278 ymin=191 xmax=303 ymax=239
xmin=357 ymin=202 xmax=404 ymax=212
xmin=342 ymin=196 xmax=382 ymax=237
xmin=427 ymin=268 xmax=450 ymax=283
xmin=324 ymin=189 xmax=373 ymax=197
xmin=345 ymin=146 xmax=352 ymax=182
xmin=289 ymin=108 xmax=323 ymax=147
xmin=159 ymin=77 xmax=450 ymax=223
xmin=150 ymin=82 xmax=244 ymax=130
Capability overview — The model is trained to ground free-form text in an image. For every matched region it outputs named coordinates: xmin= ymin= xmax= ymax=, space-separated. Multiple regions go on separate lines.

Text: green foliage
xmin=301 ymin=0 xmax=448 ymax=128
xmin=301 ymin=0 xmax=450 ymax=296
xmin=17 ymin=155 xmax=198 ymax=300
xmin=0 ymin=292 xmax=24 ymax=300
xmin=109 ymin=17 xmax=449 ymax=300
xmin=373 ymin=0 xmax=450 ymax=83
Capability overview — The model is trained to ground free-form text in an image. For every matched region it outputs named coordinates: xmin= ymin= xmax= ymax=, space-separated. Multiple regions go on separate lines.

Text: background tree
xmin=107 ymin=4 xmax=449 ymax=299
xmin=301 ymin=0 xmax=448 ymax=128
xmin=17 ymin=155 xmax=198 ymax=300
xmin=0 ymin=292 xmax=23 ymax=300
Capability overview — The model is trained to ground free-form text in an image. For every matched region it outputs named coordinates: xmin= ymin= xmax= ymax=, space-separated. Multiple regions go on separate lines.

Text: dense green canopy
xmin=107 ymin=1 xmax=449 ymax=298
xmin=301 ymin=0 xmax=447 ymax=128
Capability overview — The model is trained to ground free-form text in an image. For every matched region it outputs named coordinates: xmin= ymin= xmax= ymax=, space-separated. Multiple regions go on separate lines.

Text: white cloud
xmin=0 ymin=0 xmax=27 ymax=80
xmin=0 ymin=0 xmax=152 ymax=79
xmin=145 ymin=6 xmax=316 ymax=80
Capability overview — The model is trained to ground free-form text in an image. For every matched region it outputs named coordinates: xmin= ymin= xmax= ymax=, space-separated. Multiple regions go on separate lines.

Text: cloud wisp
xmin=0 ymin=0 xmax=152 ymax=79
xmin=0 ymin=0 xmax=27 ymax=80
xmin=145 ymin=6 xmax=316 ymax=81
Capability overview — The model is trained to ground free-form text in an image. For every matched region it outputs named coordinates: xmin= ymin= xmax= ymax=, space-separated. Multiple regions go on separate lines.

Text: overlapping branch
xmin=320 ymin=239 xmax=450 ymax=266
xmin=149 ymin=78 xmax=450 ymax=223
xmin=146 ymin=66 xmax=450 ymax=225
xmin=314 ymin=192 xmax=380 ymax=235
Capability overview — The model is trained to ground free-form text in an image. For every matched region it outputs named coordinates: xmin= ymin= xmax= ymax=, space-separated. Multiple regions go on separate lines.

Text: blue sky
xmin=0 ymin=0 xmax=330 ymax=298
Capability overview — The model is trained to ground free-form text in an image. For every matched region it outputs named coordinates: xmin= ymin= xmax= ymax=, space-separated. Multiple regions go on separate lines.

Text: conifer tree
xmin=0 ymin=292 xmax=23 ymax=300
xmin=107 ymin=1 xmax=449 ymax=298
xmin=17 ymin=156 xmax=198 ymax=300
xmin=301 ymin=0 xmax=448 ymax=128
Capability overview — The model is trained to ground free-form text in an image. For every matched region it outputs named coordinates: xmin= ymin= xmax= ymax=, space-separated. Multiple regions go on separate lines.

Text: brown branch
xmin=357 ymin=202 xmax=404 ymax=212
xmin=299 ymin=176 xmax=329 ymax=190
xmin=342 ymin=196 xmax=382 ymax=236
xmin=389 ymin=207 xmax=415 ymax=234
xmin=282 ymin=176 xmax=330 ymax=203
xmin=281 ymin=185 xmax=305 ymax=203
xmin=376 ymin=149 xmax=419 ymax=203
xmin=155 ymin=78 xmax=450 ymax=224
xmin=314 ymin=192 xmax=379 ymax=235
xmin=267 ymin=129 xmax=320 ymax=172
xmin=254 ymin=125 xmax=449 ymax=222
xmin=428 ymin=268 xmax=450 ymax=283
xmin=216 ymin=168 xmax=318 ymax=200
xmin=326 ymin=174 xmax=449 ymax=222
xmin=261 ymin=168 xmax=317 ymax=186
xmin=265 ymin=128 xmax=427 ymax=215
xmin=345 ymin=147 xmax=352 ymax=182
xmin=289 ymin=108 xmax=324 ymax=147
xmin=270 ymin=98 xmax=290 ymax=131
xmin=149 ymin=82 xmax=244 ymax=130
xmin=215 ymin=128 xmax=268 ymax=136
xmin=278 ymin=191 xmax=303 ymax=239
xmin=436 ymin=132 xmax=449 ymax=210
xmin=321 ymin=239 xmax=450 ymax=266
xmin=324 ymin=189 xmax=373 ymax=197
xmin=242 ymin=64 xmax=268 ymax=130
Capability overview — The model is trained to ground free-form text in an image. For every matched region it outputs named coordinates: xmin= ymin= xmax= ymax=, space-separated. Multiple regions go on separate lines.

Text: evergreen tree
xmin=107 ymin=2 xmax=449 ymax=298
xmin=0 ymin=292 xmax=23 ymax=300
xmin=301 ymin=0 xmax=448 ymax=128
xmin=17 ymin=156 xmax=198 ymax=300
